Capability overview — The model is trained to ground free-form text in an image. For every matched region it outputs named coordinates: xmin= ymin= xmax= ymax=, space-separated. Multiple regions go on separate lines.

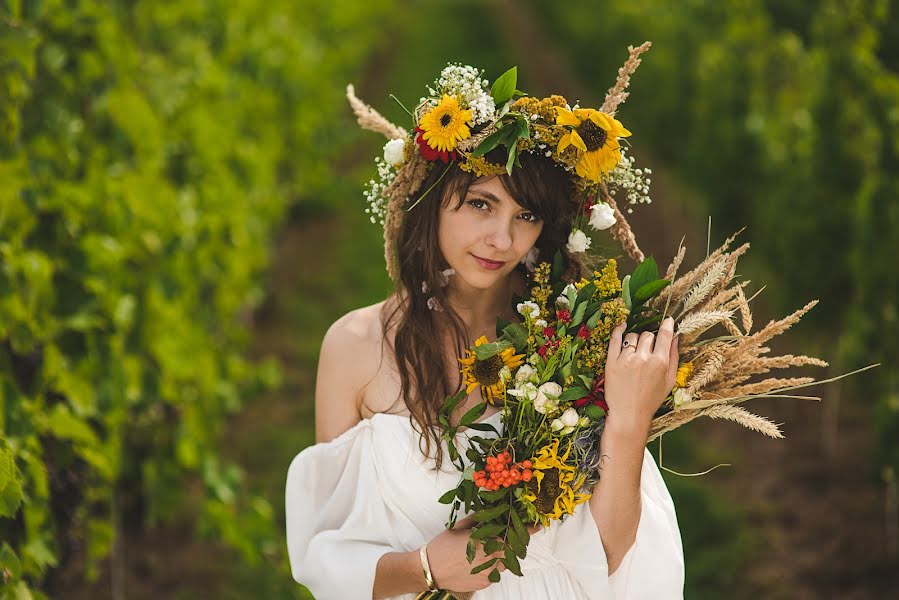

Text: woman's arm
xmin=373 ymin=551 xmax=428 ymax=599
xmin=589 ymin=317 xmax=679 ymax=575
xmin=588 ymin=416 xmax=649 ymax=575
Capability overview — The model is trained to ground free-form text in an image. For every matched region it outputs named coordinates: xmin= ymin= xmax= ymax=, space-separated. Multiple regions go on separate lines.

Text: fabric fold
xmin=552 ymin=447 xmax=684 ymax=599
xmin=286 ymin=420 xmax=396 ymax=600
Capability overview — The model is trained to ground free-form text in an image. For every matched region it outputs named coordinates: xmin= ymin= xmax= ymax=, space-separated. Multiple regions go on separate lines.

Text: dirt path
xmin=490 ymin=0 xmax=898 ymax=597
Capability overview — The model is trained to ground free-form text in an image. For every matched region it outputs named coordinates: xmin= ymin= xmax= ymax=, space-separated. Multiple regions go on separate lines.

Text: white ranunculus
xmin=566 ymin=228 xmax=591 ymax=253
xmin=514 ymin=364 xmax=536 ymax=384
xmin=534 ymin=382 xmax=562 ymax=414
xmin=508 ymin=381 xmax=538 ymax=402
xmin=588 ymin=202 xmax=617 ymax=230
xmin=551 ymin=418 xmax=564 ymax=432
xmin=383 ymin=138 xmax=406 ymax=167
xmin=560 ymin=407 xmax=579 ymax=427
xmin=516 ymin=301 xmax=540 ymax=319
xmin=673 ymin=387 xmax=692 ymax=408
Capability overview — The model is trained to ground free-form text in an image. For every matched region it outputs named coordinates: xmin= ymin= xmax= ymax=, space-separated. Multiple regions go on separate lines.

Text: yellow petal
xmin=569 ymin=131 xmax=588 ymax=153
xmin=557 ymin=133 xmax=572 ymax=153
xmin=554 ymin=106 xmax=581 ymax=126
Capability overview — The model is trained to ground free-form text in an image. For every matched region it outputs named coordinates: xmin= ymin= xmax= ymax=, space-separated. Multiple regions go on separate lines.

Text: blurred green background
xmin=1 ymin=0 xmax=896 ymax=598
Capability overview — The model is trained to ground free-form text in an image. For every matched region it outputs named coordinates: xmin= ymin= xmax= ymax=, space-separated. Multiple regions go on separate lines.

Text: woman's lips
xmin=471 ymin=253 xmax=507 ymax=270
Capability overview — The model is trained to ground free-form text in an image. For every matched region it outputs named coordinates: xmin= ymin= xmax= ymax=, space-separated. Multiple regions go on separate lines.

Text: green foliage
xmin=526 ymin=0 xmax=899 ymax=516
xmin=0 ymin=0 xmax=394 ymax=595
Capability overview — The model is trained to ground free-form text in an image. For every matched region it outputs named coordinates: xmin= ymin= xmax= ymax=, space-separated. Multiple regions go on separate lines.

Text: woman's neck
xmin=445 ymin=271 xmax=524 ymax=340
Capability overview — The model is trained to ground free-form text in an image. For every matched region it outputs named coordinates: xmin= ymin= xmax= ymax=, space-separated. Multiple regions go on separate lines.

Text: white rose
xmin=566 ymin=228 xmax=591 ymax=253
xmin=534 ymin=382 xmax=562 ymax=414
xmin=508 ymin=381 xmax=538 ymax=402
xmin=516 ymin=301 xmax=540 ymax=319
xmin=560 ymin=407 xmax=579 ymax=427
xmin=551 ymin=418 xmax=564 ymax=432
xmin=673 ymin=387 xmax=692 ymax=408
xmin=588 ymin=202 xmax=617 ymax=231
xmin=514 ymin=364 xmax=536 ymax=384
xmin=383 ymin=138 xmax=406 ymax=167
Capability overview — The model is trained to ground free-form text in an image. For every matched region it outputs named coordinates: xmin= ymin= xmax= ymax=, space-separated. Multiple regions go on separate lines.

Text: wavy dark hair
xmin=375 ymin=147 xmax=588 ymax=468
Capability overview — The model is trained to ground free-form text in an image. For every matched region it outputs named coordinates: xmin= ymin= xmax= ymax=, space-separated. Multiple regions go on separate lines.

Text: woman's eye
xmin=467 ymin=199 xmax=489 ymax=211
xmin=520 ymin=212 xmax=541 ymax=223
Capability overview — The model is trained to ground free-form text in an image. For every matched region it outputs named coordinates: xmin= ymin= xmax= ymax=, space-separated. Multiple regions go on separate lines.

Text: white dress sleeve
xmin=549 ymin=446 xmax=685 ymax=599
xmin=285 ymin=420 xmax=396 ymax=600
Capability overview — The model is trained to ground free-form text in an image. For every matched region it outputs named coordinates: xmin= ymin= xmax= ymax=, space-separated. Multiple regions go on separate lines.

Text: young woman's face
xmin=437 ymin=175 xmax=544 ymax=291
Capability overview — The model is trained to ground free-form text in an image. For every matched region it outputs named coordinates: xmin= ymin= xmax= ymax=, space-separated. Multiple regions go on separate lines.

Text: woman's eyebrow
xmin=467 ymin=190 xmax=501 ymax=202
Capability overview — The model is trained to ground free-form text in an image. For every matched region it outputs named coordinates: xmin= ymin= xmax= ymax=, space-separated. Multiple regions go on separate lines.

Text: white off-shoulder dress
xmin=285 ymin=409 xmax=684 ymax=600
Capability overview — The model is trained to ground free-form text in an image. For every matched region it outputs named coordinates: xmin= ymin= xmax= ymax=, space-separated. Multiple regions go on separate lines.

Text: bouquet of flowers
xmin=425 ymin=232 xmax=874 ymax=594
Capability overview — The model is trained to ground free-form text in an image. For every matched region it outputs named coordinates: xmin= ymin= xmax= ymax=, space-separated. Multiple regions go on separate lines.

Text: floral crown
xmin=347 ymin=42 xmax=655 ymax=281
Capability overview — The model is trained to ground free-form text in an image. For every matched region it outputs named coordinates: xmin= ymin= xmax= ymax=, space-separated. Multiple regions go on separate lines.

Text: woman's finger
xmin=654 ymin=317 xmax=674 ymax=358
xmin=666 ymin=332 xmax=680 ymax=388
xmin=608 ymin=321 xmax=626 ymax=361
xmin=636 ymin=330 xmax=655 ymax=355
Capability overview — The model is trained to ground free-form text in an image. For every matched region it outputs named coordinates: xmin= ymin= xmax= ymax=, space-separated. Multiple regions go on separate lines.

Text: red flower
xmin=577 ymin=324 xmax=590 ymax=339
xmin=556 ymin=309 xmax=571 ymax=323
xmin=543 ymin=326 xmax=556 ymax=338
xmin=415 ymin=126 xmax=457 ymax=163
xmin=583 ymin=194 xmax=597 ymax=215
xmin=579 ymin=374 xmax=609 ymax=412
xmin=537 ymin=344 xmax=548 ymax=357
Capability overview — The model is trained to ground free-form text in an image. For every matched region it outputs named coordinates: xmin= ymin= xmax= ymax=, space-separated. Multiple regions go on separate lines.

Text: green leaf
xmin=473 ymin=340 xmax=513 ymax=360
xmin=472 ymin=503 xmax=509 ymax=522
xmin=575 ymin=282 xmax=597 ymax=305
xmin=509 ymin=509 xmax=530 ymax=552
xmin=459 ymin=402 xmax=487 ymax=426
xmin=585 ymin=404 xmax=607 ymax=420
xmin=491 ymin=66 xmax=518 ymax=105
xmin=628 ymin=314 xmax=664 ymax=332
xmin=471 ymin=125 xmax=516 ymax=157
xmin=633 ymin=279 xmax=670 ymax=304
xmin=470 ymin=556 xmax=499 ymax=574
xmin=504 ymin=545 xmax=523 ymax=576
xmin=466 ymin=539 xmax=476 ymax=563
xmin=471 ymin=523 xmax=505 ymax=540
xmin=465 ymin=422 xmax=500 ymax=434
xmin=505 ymin=139 xmax=519 ymax=175
xmin=551 ymin=250 xmax=565 ymax=281
xmin=628 ymin=257 xmax=659 ymax=299
xmin=570 ymin=301 xmax=588 ymax=328
xmin=557 ymin=386 xmax=590 ymax=402
xmin=502 ymin=322 xmax=528 ymax=352
xmin=621 ymin=274 xmax=632 ymax=310
xmin=438 ymin=489 xmax=457 ymax=504
xmin=488 ymin=567 xmax=502 ymax=582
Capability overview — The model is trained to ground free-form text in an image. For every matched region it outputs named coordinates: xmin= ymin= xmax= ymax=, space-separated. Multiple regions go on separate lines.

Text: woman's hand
xmin=604 ymin=316 xmax=679 ymax=433
xmin=425 ymin=516 xmax=541 ymax=592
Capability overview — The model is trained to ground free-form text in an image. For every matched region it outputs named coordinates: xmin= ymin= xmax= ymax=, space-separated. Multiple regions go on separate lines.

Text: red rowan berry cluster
xmin=473 ymin=451 xmax=534 ymax=491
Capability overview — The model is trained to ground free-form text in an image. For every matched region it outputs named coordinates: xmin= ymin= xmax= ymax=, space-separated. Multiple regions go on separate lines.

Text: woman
xmin=285 ymin=57 xmax=684 ymax=600
xmin=287 ymin=61 xmax=684 ymax=599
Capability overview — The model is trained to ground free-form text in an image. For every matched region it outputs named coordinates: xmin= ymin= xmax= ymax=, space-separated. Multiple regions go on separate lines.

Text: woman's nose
xmin=485 ymin=220 xmax=514 ymax=252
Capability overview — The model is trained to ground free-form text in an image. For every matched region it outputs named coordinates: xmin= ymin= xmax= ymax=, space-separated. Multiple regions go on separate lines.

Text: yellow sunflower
xmin=520 ymin=438 xmax=591 ymax=525
xmin=675 ymin=361 xmax=694 ymax=388
xmin=554 ymin=107 xmax=631 ymax=183
xmin=419 ymin=94 xmax=474 ymax=153
xmin=459 ymin=336 xmax=524 ymax=405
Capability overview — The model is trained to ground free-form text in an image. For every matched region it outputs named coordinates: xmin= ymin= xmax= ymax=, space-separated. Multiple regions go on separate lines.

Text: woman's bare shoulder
xmin=323 ymin=299 xmax=389 ymax=351
xmin=315 ymin=300 xmax=396 ymax=442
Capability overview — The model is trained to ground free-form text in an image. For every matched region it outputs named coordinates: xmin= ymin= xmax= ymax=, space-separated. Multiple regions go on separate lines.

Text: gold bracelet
xmin=418 ymin=544 xmax=439 ymax=591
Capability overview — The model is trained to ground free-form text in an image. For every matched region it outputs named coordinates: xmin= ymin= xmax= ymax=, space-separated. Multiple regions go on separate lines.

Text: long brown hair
xmin=376 ymin=147 xmax=586 ymax=467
